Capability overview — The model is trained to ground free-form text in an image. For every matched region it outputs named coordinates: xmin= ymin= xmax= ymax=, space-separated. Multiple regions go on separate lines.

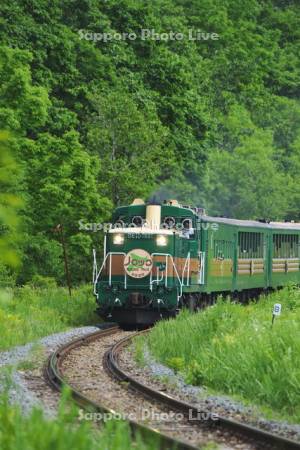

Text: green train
xmin=93 ymin=199 xmax=300 ymax=325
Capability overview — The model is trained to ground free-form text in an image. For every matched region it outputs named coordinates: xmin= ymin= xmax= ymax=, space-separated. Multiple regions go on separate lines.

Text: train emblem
xmin=124 ymin=249 xmax=153 ymax=278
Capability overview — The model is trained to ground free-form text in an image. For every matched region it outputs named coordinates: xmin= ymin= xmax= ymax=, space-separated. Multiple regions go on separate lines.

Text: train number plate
xmin=127 ymin=233 xmax=152 ymax=239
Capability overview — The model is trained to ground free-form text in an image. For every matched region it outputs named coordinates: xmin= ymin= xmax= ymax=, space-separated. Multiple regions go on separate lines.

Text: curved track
xmin=45 ymin=324 xmax=198 ymax=450
xmin=45 ymin=325 xmax=300 ymax=450
xmin=106 ymin=331 xmax=300 ymax=450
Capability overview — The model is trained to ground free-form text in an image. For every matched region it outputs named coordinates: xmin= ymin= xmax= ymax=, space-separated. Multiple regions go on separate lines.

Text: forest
xmin=0 ymin=0 xmax=300 ymax=285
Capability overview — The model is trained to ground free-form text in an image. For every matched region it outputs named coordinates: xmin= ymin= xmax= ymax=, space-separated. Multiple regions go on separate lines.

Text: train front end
xmin=93 ymin=200 xmax=184 ymax=325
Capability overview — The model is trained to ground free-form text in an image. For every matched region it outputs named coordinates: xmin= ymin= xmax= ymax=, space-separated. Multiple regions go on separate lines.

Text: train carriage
xmin=93 ymin=199 xmax=300 ymax=325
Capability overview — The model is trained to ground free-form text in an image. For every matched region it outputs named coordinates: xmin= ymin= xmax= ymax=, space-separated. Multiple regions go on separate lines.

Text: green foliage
xmin=132 ymin=337 xmax=146 ymax=367
xmin=28 ymin=275 xmax=57 ymax=289
xmin=19 ymin=234 xmax=64 ymax=285
xmin=16 ymin=343 xmax=45 ymax=371
xmin=0 ymin=263 xmax=17 ymax=288
xmin=202 ymin=443 xmax=219 ymax=450
xmin=87 ymin=86 xmax=174 ymax=205
xmin=0 ymin=390 xmax=157 ymax=450
xmin=206 ymin=126 xmax=288 ymax=219
xmin=0 ymin=132 xmax=21 ymax=269
xmin=144 ymin=287 xmax=300 ymax=422
xmin=185 ymin=360 xmax=205 ymax=385
xmin=165 ymin=357 xmax=185 ymax=374
xmin=0 ymin=46 xmax=49 ymax=133
xmin=0 ymin=285 xmax=98 ymax=350
xmin=0 ymin=1 xmax=300 ymax=283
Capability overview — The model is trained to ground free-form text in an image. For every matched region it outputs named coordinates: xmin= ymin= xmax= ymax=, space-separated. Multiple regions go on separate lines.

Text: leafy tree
xmin=20 ymin=131 xmax=111 ymax=283
xmin=87 ymin=86 xmax=175 ymax=205
xmin=0 ymin=132 xmax=21 ymax=268
xmin=206 ymin=129 xmax=288 ymax=219
xmin=0 ymin=0 xmax=300 ymax=284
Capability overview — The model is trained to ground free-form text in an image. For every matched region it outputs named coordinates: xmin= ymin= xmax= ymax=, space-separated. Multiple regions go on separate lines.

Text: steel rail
xmin=45 ymin=325 xmax=199 ymax=450
xmin=106 ymin=331 xmax=300 ymax=450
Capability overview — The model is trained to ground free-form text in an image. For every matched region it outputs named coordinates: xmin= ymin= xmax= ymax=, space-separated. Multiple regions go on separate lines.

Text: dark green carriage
xmin=93 ymin=200 xmax=300 ymax=325
xmin=200 ymin=217 xmax=300 ymax=295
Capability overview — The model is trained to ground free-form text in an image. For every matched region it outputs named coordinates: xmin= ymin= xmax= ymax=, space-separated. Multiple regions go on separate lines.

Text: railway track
xmin=45 ymin=324 xmax=300 ymax=450
xmin=45 ymin=324 xmax=199 ymax=450
xmin=107 ymin=330 xmax=300 ymax=450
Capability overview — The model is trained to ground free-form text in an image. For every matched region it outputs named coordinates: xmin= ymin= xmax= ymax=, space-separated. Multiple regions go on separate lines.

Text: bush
xmin=0 ymin=262 xmax=16 ymax=288
xmin=186 ymin=360 xmax=205 ymax=385
xmin=27 ymin=275 xmax=57 ymax=289
xmin=165 ymin=357 xmax=185 ymax=373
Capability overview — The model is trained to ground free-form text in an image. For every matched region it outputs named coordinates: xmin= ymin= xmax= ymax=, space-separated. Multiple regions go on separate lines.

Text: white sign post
xmin=272 ymin=303 xmax=282 ymax=327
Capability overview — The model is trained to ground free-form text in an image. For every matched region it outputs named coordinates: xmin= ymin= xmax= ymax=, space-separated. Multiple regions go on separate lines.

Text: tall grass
xmin=0 ymin=389 xmax=158 ymax=450
xmin=0 ymin=287 xmax=161 ymax=450
xmin=0 ymin=285 xmax=98 ymax=351
xmin=141 ymin=286 xmax=300 ymax=422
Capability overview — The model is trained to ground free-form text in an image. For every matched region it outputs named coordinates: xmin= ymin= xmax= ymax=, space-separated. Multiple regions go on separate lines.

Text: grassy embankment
xmin=0 ymin=389 xmax=159 ymax=450
xmin=135 ymin=286 xmax=300 ymax=423
xmin=0 ymin=284 xmax=98 ymax=351
xmin=0 ymin=286 xmax=160 ymax=450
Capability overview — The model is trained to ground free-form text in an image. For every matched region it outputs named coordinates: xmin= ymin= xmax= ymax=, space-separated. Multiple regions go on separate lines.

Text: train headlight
xmin=156 ymin=235 xmax=168 ymax=246
xmin=113 ymin=233 xmax=124 ymax=245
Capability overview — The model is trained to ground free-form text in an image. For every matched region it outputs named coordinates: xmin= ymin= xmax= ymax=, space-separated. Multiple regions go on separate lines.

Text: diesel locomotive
xmin=93 ymin=199 xmax=300 ymax=325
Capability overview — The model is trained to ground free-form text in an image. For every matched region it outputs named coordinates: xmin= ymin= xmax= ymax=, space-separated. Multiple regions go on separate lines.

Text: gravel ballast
xmin=61 ymin=330 xmax=253 ymax=450
xmin=119 ymin=342 xmax=300 ymax=443
xmin=0 ymin=326 xmax=99 ymax=416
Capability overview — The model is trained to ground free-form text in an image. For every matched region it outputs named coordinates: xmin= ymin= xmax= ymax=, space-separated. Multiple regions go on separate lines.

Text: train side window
xmin=238 ymin=232 xmax=264 ymax=259
xmin=273 ymin=234 xmax=299 ymax=258
xmin=182 ymin=218 xmax=195 ymax=239
xmin=163 ymin=216 xmax=176 ymax=229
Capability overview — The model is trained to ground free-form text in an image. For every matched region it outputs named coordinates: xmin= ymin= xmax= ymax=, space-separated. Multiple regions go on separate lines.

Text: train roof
xmin=203 ymin=216 xmax=300 ymax=231
xmin=114 ymin=200 xmax=300 ymax=231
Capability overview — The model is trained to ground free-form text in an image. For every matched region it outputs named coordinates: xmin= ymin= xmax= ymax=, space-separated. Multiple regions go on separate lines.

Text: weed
xmin=165 ymin=357 xmax=185 ymax=373
xmin=131 ymin=338 xmax=146 ymax=367
xmin=17 ymin=344 xmax=45 ymax=371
